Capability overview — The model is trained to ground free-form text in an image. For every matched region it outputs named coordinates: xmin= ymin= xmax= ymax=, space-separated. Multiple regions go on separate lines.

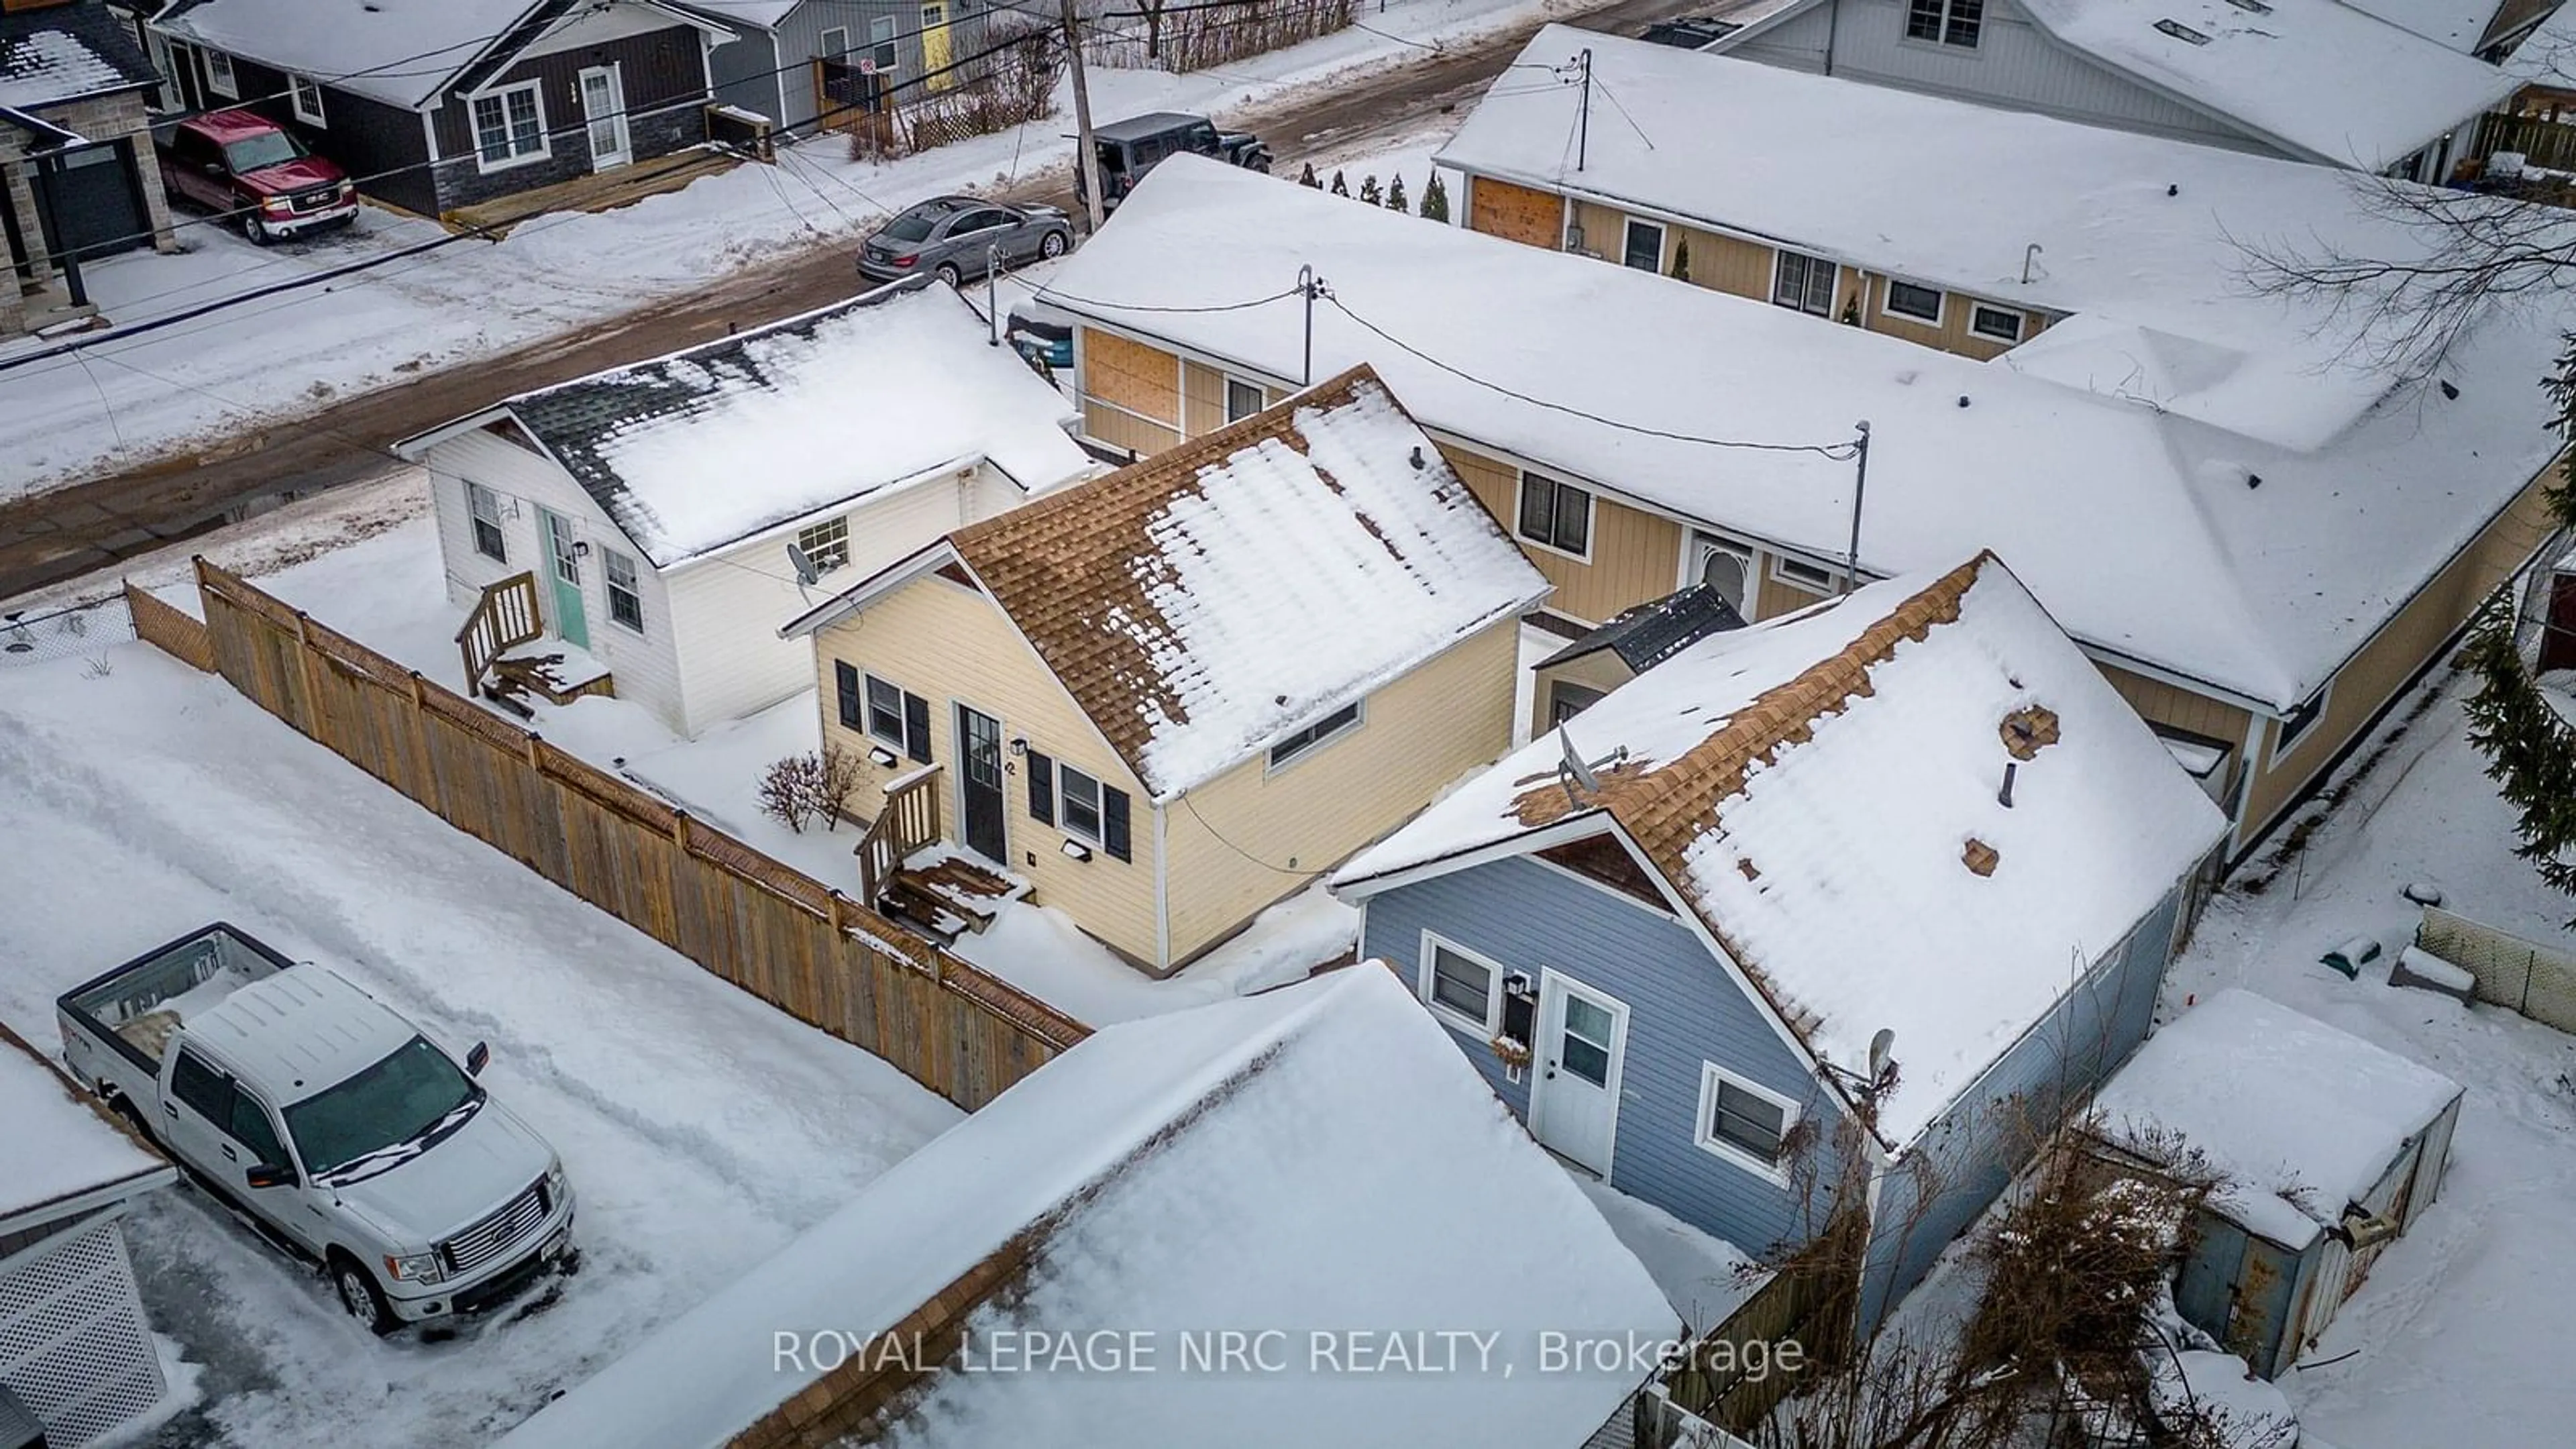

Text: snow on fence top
xmin=2088 ymin=989 xmax=2463 ymax=1248
xmin=1339 ymin=553 xmax=2228 ymax=1148
xmin=0 ymin=5 xmax=157 ymax=111
xmin=1441 ymin=26 xmax=2479 ymax=449
xmin=1041 ymin=158 xmax=2569 ymax=714
xmin=476 ymin=284 xmax=1091 ymax=569
xmin=939 ymin=366 xmax=1548 ymax=800
xmin=494 ymin=966 xmax=1678 ymax=1449
xmin=2015 ymin=0 xmax=2513 ymax=168
xmin=0 ymin=1022 xmax=170 ymax=1232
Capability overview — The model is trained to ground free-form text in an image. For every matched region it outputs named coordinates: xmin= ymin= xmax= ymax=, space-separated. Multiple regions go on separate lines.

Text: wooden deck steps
xmin=875 ymin=851 xmax=1028 ymax=943
xmin=485 ymin=646 xmax=614 ymax=710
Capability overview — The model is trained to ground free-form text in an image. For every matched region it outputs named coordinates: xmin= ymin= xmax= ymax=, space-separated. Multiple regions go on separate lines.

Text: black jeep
xmin=1079 ymin=111 xmax=1271 ymax=215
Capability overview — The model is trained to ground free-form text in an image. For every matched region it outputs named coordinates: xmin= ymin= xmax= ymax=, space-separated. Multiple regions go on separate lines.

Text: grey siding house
xmin=154 ymin=0 xmax=733 ymax=215
xmin=1714 ymin=0 xmax=2514 ymax=175
xmin=674 ymin=0 xmax=994 ymax=133
xmin=1334 ymin=551 xmax=2229 ymax=1330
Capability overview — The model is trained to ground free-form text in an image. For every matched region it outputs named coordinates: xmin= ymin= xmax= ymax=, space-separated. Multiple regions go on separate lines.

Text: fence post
xmin=525 ymin=732 xmax=545 ymax=773
xmin=291 ymin=611 xmax=325 ymax=737
xmin=672 ymin=808 xmax=691 ymax=852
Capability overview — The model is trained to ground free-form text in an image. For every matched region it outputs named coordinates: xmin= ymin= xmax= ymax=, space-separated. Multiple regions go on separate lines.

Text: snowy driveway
xmin=0 ymin=643 xmax=962 ymax=1446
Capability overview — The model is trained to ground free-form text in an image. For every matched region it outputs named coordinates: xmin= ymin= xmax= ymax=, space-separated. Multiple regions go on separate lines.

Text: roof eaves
xmin=776 ymin=537 xmax=965 ymax=639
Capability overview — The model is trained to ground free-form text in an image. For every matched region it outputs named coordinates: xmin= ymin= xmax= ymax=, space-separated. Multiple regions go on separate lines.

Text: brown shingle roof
xmin=951 ymin=364 xmax=1548 ymax=797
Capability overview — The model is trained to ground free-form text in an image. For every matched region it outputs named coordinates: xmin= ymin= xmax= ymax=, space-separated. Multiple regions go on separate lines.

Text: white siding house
xmin=398 ymin=284 xmax=1095 ymax=738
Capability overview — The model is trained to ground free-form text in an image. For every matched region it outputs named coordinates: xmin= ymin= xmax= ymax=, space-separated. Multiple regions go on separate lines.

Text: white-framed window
xmin=1224 ymin=376 xmax=1265 ymax=423
xmin=1516 ymin=470 xmax=1592 ymax=557
xmin=203 ymin=48 xmax=237 ymax=99
xmin=1269 ymin=700 xmax=1362 ymax=769
xmin=603 ymin=549 xmax=643 ymax=632
xmin=472 ymin=81 xmax=548 ymax=171
xmin=1904 ymin=0 xmax=1984 ymax=48
xmin=466 ymin=481 xmax=507 ymax=562
xmin=1056 ymin=761 xmax=1105 ymax=843
xmin=796 ymin=515 xmax=851 ymax=574
xmin=1695 ymin=1063 xmax=1799 ymax=1180
xmin=818 ymin=25 xmax=851 ymax=58
xmin=1882 ymin=278 xmax=1945 ymax=325
xmin=1621 ymin=217 xmax=1664 ymax=273
xmin=869 ymin=16 xmax=901 ymax=72
xmin=1969 ymin=303 xmax=2024 ymax=344
xmin=1771 ymin=553 xmax=1838 ymax=594
xmin=1772 ymin=248 xmax=1835 ymax=316
xmin=864 ymin=673 xmax=906 ymax=746
xmin=290 ymin=74 xmax=327 ymax=127
xmin=1419 ymin=932 xmax=1504 ymax=1036
xmin=146 ymin=32 xmax=182 ymax=111
xmin=2270 ymin=685 xmax=2332 ymax=767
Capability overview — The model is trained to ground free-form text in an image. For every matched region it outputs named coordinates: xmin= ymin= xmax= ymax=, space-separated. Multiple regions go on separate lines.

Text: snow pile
xmin=2016 ymin=0 xmax=2512 ymax=168
xmin=1119 ymin=376 xmax=1548 ymax=794
xmin=2151 ymin=1348 xmax=2298 ymax=1448
xmin=496 ymin=966 xmax=1677 ymax=1449
xmin=0 ymin=28 xmax=127 ymax=110
xmin=2342 ymin=0 xmax=2510 ymax=50
xmin=2090 ymin=989 xmax=2461 ymax=1248
xmin=1042 ymin=157 xmax=2570 ymax=712
xmin=1344 ymin=556 xmax=2227 ymax=1146
xmin=0 ymin=1028 xmax=168 ymax=1226
xmin=515 ymin=286 xmax=1085 ymax=566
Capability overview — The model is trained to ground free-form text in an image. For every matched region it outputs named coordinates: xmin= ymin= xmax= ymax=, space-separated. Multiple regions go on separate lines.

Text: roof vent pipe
xmin=1998 ymin=761 xmax=2017 ymax=808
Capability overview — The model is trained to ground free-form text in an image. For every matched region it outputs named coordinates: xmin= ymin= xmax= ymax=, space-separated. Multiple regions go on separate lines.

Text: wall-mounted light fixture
xmin=1009 ymin=736 xmax=1029 ymax=756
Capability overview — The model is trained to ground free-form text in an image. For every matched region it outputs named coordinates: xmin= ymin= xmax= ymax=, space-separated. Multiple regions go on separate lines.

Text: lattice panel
xmin=0 ymin=1218 xmax=168 ymax=1446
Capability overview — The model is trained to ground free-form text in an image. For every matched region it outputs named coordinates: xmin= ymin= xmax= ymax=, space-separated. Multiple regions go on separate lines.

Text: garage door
xmin=34 ymin=142 xmax=150 ymax=264
xmin=1467 ymin=175 xmax=1562 ymax=250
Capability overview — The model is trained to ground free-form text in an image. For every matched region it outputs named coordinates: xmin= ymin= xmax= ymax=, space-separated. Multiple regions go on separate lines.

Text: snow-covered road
xmin=0 ymin=641 xmax=962 ymax=1446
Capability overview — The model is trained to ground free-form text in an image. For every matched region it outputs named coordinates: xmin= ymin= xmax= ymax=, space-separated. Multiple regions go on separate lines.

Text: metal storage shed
xmin=2084 ymin=990 xmax=2464 ymax=1379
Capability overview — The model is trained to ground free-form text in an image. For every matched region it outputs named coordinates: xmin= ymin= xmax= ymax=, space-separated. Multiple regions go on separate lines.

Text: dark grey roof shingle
xmin=1540 ymin=583 xmax=1746 ymax=674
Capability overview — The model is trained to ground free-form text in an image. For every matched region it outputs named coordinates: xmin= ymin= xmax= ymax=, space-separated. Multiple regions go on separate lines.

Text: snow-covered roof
xmin=492 ymin=966 xmax=1678 ymax=1449
xmin=2089 ymin=989 xmax=2463 ymax=1248
xmin=478 ymin=285 xmax=1090 ymax=570
xmin=0 ymin=1024 xmax=170 ymax=1235
xmin=2343 ymin=0 xmax=2508 ymax=50
xmin=669 ymin=0 xmax=799 ymax=28
xmin=835 ymin=367 xmax=1548 ymax=800
xmin=2015 ymin=0 xmax=2514 ymax=167
xmin=0 ymin=2 xmax=160 ymax=112
xmin=1440 ymin=30 xmax=2453 ymax=449
xmin=1340 ymin=555 xmax=2225 ymax=1147
xmin=2506 ymin=0 xmax=2576 ymax=84
xmin=156 ymin=0 xmax=720 ymax=110
xmin=1039 ymin=159 xmax=2570 ymax=712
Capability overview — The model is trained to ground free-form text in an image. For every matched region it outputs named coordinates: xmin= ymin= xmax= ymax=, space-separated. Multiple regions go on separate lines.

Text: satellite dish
xmin=1868 ymin=1028 xmax=1896 ymax=1084
xmin=1558 ymin=724 xmax=1601 ymax=794
xmin=785 ymin=541 xmax=820 ymax=587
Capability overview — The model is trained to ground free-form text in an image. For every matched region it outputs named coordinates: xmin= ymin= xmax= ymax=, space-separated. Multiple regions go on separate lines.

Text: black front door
xmin=957 ymin=704 xmax=1006 ymax=865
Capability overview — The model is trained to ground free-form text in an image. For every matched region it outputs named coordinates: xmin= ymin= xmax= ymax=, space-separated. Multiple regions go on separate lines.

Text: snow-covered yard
xmin=0 ymin=619 xmax=963 ymax=1444
xmin=0 ymin=0 xmax=1531 ymax=502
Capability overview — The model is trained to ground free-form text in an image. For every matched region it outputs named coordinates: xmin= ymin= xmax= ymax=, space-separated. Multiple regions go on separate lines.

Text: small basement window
xmin=1970 ymin=303 xmax=2024 ymax=343
xmin=1697 ymin=1064 xmax=1798 ymax=1177
xmin=1422 ymin=936 xmax=1502 ymax=1034
xmin=1884 ymin=279 xmax=1945 ymax=325
xmin=796 ymin=515 xmax=851 ymax=574
xmin=1224 ymin=376 xmax=1266 ymax=423
xmin=1269 ymin=700 xmax=1362 ymax=768
xmin=1772 ymin=554 xmax=1838 ymax=594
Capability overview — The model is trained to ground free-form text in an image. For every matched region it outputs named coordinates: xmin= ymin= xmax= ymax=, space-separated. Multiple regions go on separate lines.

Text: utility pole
xmin=1063 ymin=0 xmax=1106 ymax=235
xmin=1841 ymin=421 xmax=1871 ymax=596
xmin=1298 ymin=265 xmax=1321 ymax=386
xmin=1576 ymin=49 xmax=1593 ymax=172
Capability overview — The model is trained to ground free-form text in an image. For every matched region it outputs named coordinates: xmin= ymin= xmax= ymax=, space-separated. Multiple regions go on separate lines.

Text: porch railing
xmin=858 ymin=763 xmax=944 ymax=906
xmin=456 ymin=572 xmax=543 ymax=696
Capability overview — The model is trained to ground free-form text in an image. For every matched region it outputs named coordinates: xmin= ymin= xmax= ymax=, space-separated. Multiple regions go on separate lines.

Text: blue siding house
xmin=1334 ymin=553 xmax=2228 ymax=1333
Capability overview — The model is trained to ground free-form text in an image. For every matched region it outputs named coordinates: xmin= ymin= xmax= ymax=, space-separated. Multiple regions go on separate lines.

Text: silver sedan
xmin=856 ymin=197 xmax=1073 ymax=286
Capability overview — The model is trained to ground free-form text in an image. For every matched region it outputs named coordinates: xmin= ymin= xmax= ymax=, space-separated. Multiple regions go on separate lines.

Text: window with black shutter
xmin=903 ymin=692 xmax=932 ymax=763
xmin=1027 ymin=749 xmax=1056 ymax=824
xmin=1102 ymin=787 xmax=1131 ymax=861
xmin=835 ymin=661 xmax=863 ymax=730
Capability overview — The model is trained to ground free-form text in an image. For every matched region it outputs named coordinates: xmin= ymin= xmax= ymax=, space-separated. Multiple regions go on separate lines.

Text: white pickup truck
xmin=56 ymin=923 xmax=576 ymax=1334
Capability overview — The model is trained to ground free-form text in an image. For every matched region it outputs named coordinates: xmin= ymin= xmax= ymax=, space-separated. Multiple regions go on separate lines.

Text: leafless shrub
xmin=1083 ymin=0 xmax=1354 ymax=73
xmin=758 ymin=744 xmax=868 ymax=833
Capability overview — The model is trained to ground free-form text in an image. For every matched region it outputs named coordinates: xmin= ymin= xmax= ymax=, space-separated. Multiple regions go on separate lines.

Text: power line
xmin=1028 ymin=280 xmax=1301 ymax=314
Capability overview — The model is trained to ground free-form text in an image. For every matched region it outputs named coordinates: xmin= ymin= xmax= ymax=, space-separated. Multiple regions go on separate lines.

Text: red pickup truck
xmin=159 ymin=109 xmax=356 ymax=244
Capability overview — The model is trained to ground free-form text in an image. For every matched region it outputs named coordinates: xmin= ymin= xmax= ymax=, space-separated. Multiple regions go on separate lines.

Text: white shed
xmin=396 ymin=283 xmax=1097 ymax=738
xmin=0 ymin=1025 xmax=176 ymax=1448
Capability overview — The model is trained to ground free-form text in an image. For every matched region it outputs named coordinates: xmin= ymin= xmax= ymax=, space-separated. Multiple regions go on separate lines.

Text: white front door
xmin=580 ymin=64 xmax=631 ymax=171
xmin=1530 ymin=970 xmax=1627 ymax=1177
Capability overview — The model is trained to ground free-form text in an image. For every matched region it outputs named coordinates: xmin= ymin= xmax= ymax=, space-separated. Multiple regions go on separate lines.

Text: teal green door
xmin=541 ymin=509 xmax=589 ymax=649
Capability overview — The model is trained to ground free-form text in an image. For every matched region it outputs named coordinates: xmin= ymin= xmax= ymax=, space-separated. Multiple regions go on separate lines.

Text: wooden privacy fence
xmin=124 ymin=583 xmax=213 ymax=672
xmin=2416 ymin=904 xmax=2576 ymax=1034
xmin=160 ymin=558 xmax=1087 ymax=1112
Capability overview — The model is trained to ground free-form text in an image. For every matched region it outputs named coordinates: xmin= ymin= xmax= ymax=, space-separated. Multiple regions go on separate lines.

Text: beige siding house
xmin=782 ymin=367 xmax=1550 ymax=973
xmin=1031 ymin=157 xmax=2567 ymax=861
xmin=396 ymin=284 xmax=1093 ymax=737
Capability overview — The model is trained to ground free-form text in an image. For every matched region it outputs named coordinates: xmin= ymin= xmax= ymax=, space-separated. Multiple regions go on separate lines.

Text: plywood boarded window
xmin=1468 ymin=176 xmax=1562 ymax=250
